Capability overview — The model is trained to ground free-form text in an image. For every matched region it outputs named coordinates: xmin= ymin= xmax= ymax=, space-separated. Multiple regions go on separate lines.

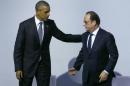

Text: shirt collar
xmin=92 ymin=27 xmax=100 ymax=36
xmin=35 ymin=16 xmax=42 ymax=26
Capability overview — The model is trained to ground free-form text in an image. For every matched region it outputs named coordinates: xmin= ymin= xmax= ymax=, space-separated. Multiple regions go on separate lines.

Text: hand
xmin=99 ymin=71 xmax=108 ymax=83
xmin=16 ymin=70 xmax=23 ymax=80
xmin=68 ymin=67 xmax=77 ymax=76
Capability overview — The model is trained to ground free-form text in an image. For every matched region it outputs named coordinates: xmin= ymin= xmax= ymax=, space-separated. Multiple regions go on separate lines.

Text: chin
xmin=43 ymin=18 xmax=48 ymax=21
xmin=40 ymin=18 xmax=46 ymax=21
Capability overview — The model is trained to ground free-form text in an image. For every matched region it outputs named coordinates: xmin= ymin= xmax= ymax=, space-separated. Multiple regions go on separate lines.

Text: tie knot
xmin=39 ymin=22 xmax=43 ymax=25
xmin=89 ymin=33 xmax=93 ymax=36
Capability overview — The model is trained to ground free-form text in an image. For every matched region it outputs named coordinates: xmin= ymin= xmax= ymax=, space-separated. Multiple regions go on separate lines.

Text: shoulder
xmin=46 ymin=19 xmax=54 ymax=23
xmin=100 ymin=28 xmax=115 ymax=40
xmin=45 ymin=19 xmax=58 ymax=28
xmin=100 ymin=28 xmax=114 ymax=37
xmin=43 ymin=19 xmax=56 ymax=26
xmin=47 ymin=19 xmax=54 ymax=22
xmin=19 ymin=17 xmax=34 ymax=26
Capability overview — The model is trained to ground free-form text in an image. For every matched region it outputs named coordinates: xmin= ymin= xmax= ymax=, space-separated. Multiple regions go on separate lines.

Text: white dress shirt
xmin=87 ymin=27 xmax=99 ymax=48
xmin=35 ymin=16 xmax=44 ymax=40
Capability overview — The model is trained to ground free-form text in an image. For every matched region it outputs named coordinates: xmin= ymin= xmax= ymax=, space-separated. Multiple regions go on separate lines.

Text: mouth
xmin=45 ymin=16 xmax=49 ymax=20
xmin=41 ymin=17 xmax=49 ymax=21
xmin=44 ymin=18 xmax=48 ymax=21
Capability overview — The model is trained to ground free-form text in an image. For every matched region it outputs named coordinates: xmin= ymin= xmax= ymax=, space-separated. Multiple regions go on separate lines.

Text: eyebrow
xmin=45 ymin=10 xmax=50 ymax=13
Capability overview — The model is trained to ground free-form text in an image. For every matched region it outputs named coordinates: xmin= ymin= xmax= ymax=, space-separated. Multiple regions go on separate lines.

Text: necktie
xmin=38 ymin=22 xmax=43 ymax=44
xmin=88 ymin=33 xmax=93 ymax=51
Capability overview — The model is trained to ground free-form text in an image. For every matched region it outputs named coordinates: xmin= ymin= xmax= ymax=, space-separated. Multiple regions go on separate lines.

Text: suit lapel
xmin=31 ymin=17 xmax=41 ymax=45
xmin=31 ymin=17 xmax=51 ymax=46
xmin=91 ymin=28 xmax=103 ymax=51
xmin=43 ymin=20 xmax=49 ymax=37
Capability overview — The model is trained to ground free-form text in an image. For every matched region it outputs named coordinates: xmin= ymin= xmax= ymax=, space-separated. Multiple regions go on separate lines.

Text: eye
xmin=45 ymin=11 xmax=49 ymax=13
xmin=84 ymin=21 xmax=88 ymax=24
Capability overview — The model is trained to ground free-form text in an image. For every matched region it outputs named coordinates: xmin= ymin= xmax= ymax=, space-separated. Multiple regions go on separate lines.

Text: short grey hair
xmin=35 ymin=0 xmax=50 ymax=11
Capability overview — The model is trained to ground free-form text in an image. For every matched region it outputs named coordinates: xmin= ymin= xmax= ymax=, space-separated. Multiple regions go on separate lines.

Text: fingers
xmin=20 ymin=72 xmax=23 ymax=78
xmin=99 ymin=78 xmax=102 ymax=83
xmin=99 ymin=71 xmax=108 ymax=83
xmin=99 ymin=76 xmax=107 ymax=83
xmin=69 ymin=71 xmax=76 ymax=76
xmin=99 ymin=73 xmax=102 ymax=83
xmin=16 ymin=72 xmax=20 ymax=80
xmin=69 ymin=68 xmax=75 ymax=71
xmin=16 ymin=71 xmax=23 ymax=80
xmin=68 ymin=68 xmax=77 ymax=76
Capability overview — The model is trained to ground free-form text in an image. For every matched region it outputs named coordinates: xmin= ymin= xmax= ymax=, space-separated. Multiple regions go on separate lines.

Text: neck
xmin=36 ymin=15 xmax=43 ymax=21
xmin=90 ymin=25 xmax=99 ymax=33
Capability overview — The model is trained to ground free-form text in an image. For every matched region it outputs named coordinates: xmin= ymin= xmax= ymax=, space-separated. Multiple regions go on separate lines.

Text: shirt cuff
xmin=103 ymin=70 xmax=109 ymax=75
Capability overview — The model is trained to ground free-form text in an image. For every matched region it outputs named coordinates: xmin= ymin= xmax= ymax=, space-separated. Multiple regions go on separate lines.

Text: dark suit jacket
xmin=14 ymin=17 xmax=81 ymax=78
xmin=74 ymin=28 xmax=118 ymax=85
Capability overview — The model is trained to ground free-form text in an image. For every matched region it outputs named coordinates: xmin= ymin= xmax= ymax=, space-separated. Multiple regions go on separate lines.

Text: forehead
xmin=84 ymin=14 xmax=91 ymax=21
xmin=37 ymin=5 xmax=50 ymax=11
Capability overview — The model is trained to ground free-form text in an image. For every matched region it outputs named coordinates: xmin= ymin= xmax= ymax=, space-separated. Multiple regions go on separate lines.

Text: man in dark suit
xmin=68 ymin=11 xmax=119 ymax=86
xmin=13 ymin=1 xmax=81 ymax=86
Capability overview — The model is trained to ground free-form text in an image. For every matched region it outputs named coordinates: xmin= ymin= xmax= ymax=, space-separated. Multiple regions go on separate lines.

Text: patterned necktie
xmin=88 ymin=33 xmax=93 ymax=51
xmin=38 ymin=22 xmax=43 ymax=44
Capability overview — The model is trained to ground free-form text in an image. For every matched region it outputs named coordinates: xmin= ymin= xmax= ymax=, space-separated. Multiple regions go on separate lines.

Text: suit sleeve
xmin=51 ymin=20 xmax=82 ymax=42
xmin=105 ymin=34 xmax=119 ymax=73
xmin=13 ymin=23 xmax=25 ymax=72
xmin=73 ymin=42 xmax=84 ymax=71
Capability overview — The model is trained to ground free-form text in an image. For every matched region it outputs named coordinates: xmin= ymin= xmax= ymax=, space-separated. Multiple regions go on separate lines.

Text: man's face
xmin=36 ymin=5 xmax=50 ymax=21
xmin=84 ymin=14 xmax=96 ymax=32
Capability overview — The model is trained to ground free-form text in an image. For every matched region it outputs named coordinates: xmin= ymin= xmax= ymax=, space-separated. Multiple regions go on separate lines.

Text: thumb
xmin=99 ymin=71 xmax=103 ymax=78
xmin=20 ymin=71 xmax=23 ymax=78
xmin=70 ymin=67 xmax=75 ymax=71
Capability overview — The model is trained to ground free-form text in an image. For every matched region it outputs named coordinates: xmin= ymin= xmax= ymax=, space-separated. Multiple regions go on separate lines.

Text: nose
xmin=83 ymin=24 xmax=87 ymax=28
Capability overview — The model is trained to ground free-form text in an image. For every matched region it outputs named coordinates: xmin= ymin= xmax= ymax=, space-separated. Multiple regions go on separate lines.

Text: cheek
xmin=40 ymin=14 xmax=45 ymax=17
xmin=86 ymin=24 xmax=90 ymax=27
xmin=88 ymin=24 xmax=93 ymax=27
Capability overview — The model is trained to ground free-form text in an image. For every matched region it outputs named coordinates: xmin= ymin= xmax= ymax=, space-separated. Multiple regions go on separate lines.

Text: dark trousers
xmin=82 ymin=74 xmax=112 ymax=86
xmin=83 ymin=79 xmax=112 ymax=86
xmin=19 ymin=61 xmax=50 ymax=86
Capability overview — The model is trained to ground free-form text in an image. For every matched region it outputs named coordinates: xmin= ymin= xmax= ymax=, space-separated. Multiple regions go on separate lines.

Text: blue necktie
xmin=38 ymin=22 xmax=43 ymax=44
